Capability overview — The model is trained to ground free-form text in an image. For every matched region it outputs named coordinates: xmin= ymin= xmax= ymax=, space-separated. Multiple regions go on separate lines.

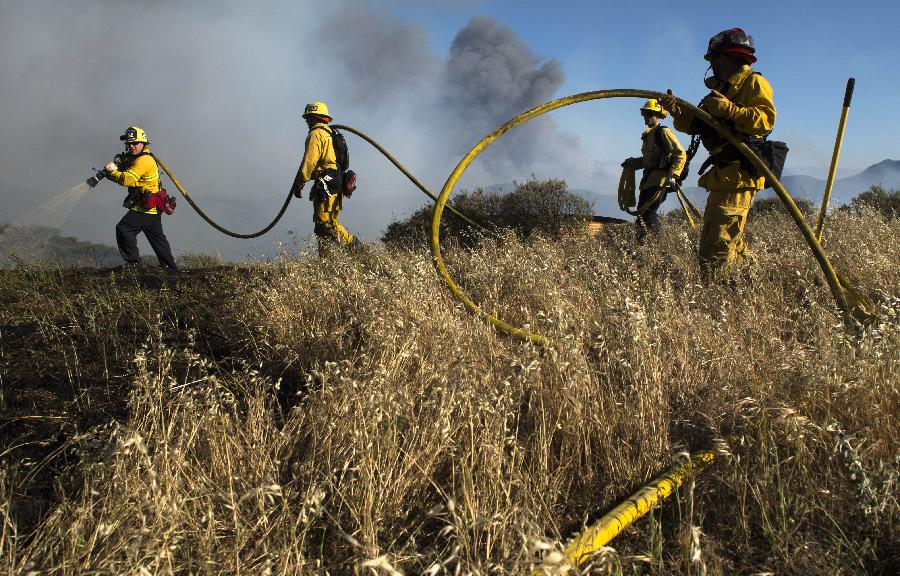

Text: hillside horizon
xmin=2 ymin=159 xmax=897 ymax=267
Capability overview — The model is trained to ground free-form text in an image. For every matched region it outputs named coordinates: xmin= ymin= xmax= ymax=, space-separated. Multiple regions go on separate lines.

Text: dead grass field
xmin=1 ymin=208 xmax=897 ymax=575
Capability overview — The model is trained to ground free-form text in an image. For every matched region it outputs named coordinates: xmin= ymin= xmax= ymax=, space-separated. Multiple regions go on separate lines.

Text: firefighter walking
xmin=620 ymin=99 xmax=686 ymax=239
xmin=290 ymin=102 xmax=356 ymax=256
xmin=661 ymin=28 xmax=776 ymax=277
xmin=105 ymin=126 xmax=177 ymax=270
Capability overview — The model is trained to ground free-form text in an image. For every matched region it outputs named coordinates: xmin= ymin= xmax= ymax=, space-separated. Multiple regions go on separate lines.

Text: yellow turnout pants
xmin=699 ymin=188 xmax=757 ymax=275
xmin=313 ymin=191 xmax=354 ymax=254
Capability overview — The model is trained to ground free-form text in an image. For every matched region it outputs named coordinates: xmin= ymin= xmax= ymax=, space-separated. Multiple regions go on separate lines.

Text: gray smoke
xmin=442 ymin=16 xmax=585 ymax=176
xmin=0 ymin=0 xmax=343 ymax=261
xmin=317 ymin=11 xmax=594 ymax=201
xmin=1 ymin=2 xmax=601 ymax=261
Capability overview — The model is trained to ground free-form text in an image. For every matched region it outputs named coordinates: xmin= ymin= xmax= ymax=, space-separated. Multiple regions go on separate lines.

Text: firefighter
xmin=621 ymin=99 xmax=686 ymax=239
xmin=105 ymin=126 xmax=177 ymax=270
xmin=290 ymin=101 xmax=355 ymax=256
xmin=661 ymin=28 xmax=776 ymax=277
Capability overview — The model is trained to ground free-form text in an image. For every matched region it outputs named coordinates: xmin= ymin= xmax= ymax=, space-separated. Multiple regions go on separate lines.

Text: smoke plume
xmin=1 ymin=2 xmax=600 ymax=260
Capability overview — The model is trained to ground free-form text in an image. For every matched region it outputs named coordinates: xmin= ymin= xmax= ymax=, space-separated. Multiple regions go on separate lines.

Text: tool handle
xmin=843 ymin=78 xmax=855 ymax=107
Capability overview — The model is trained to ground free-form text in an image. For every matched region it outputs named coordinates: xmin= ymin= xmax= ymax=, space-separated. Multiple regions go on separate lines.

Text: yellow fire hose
xmin=148 ymin=92 xmax=872 ymax=560
xmin=815 ymin=78 xmax=855 ymax=242
xmin=430 ymin=88 xmax=873 ymax=349
xmin=153 ymin=131 xmax=493 ymax=240
xmin=674 ymin=184 xmax=702 ymax=231
xmin=625 ymin=186 xmax=667 ymax=219
xmin=622 ymin=177 xmax=699 ymax=230
xmin=330 ymin=124 xmax=494 ymax=235
xmin=153 ymin=154 xmax=296 ymax=239
xmin=533 ymin=448 xmax=718 ymax=574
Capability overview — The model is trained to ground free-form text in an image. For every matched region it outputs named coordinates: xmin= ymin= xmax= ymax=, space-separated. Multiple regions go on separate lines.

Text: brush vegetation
xmin=1 ymin=204 xmax=898 ymax=575
xmin=382 ymin=177 xmax=593 ymax=246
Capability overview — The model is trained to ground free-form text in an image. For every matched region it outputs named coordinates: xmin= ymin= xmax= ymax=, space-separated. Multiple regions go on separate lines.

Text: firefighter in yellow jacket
xmin=621 ymin=99 xmax=686 ymax=239
xmin=105 ymin=126 xmax=177 ymax=269
xmin=290 ymin=102 xmax=355 ymax=255
xmin=661 ymin=28 xmax=776 ymax=276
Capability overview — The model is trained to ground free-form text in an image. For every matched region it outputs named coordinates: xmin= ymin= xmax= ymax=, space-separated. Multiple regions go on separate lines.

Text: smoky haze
xmin=1 ymin=2 xmax=611 ymax=261
xmin=443 ymin=16 xmax=585 ymax=174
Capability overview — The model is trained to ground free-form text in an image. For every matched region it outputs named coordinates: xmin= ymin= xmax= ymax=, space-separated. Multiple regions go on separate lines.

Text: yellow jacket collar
xmin=705 ymin=64 xmax=753 ymax=90
xmin=127 ymin=145 xmax=151 ymax=157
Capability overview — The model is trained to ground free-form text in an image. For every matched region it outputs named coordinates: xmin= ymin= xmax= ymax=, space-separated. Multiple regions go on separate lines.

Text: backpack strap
xmin=654 ymin=125 xmax=674 ymax=154
xmin=654 ymin=126 xmax=676 ymax=170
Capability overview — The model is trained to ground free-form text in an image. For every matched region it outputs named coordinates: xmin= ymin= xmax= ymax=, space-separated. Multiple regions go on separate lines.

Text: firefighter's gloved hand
xmin=104 ymin=162 xmax=117 ymax=173
xmin=292 ymin=186 xmax=303 ymax=199
xmin=702 ymin=90 xmax=738 ymax=120
xmin=660 ymin=89 xmax=680 ymax=116
xmin=664 ymin=175 xmax=677 ymax=189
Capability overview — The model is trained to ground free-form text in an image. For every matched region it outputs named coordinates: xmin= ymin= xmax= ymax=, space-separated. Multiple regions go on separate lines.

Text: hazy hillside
xmin=0 ymin=224 xmax=121 ymax=268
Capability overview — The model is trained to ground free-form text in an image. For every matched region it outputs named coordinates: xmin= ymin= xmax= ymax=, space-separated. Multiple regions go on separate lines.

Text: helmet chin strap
xmin=703 ymin=63 xmax=713 ymax=83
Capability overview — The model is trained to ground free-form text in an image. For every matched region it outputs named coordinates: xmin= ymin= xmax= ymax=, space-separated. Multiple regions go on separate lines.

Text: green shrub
xmin=749 ymin=196 xmax=815 ymax=218
xmin=382 ymin=176 xmax=592 ymax=245
xmin=847 ymin=185 xmax=899 ymax=218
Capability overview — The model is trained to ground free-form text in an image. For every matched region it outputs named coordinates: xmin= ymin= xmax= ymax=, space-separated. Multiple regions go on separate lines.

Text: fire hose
xmin=151 ymin=132 xmax=493 ymax=240
xmin=149 ymin=88 xmax=871 ymax=330
xmin=429 ymin=88 xmax=873 ymax=350
xmin=115 ymin=90 xmax=873 ymax=567
xmin=154 ymin=154 xmax=295 ymax=239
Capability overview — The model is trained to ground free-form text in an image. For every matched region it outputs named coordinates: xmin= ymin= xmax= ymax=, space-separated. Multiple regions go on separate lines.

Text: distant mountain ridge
xmin=483 ymin=159 xmax=900 ymax=218
xmin=758 ymin=159 xmax=900 ymax=203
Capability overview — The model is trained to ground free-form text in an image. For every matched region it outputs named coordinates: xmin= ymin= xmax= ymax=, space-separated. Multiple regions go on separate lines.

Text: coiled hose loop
xmin=430 ymin=88 xmax=868 ymax=346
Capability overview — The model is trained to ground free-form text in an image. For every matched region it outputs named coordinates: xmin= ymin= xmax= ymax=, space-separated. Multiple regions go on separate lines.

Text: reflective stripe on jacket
xmin=673 ymin=65 xmax=776 ymax=190
xmin=107 ymin=150 xmax=161 ymax=214
xmin=300 ymin=123 xmax=338 ymax=182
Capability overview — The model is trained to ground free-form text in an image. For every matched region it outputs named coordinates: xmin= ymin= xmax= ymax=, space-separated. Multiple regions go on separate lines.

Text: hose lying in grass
xmin=532 ymin=448 xmax=719 ymax=575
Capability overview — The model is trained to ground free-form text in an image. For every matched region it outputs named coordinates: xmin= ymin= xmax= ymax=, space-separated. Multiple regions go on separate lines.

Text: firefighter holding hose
xmin=620 ymin=99 xmax=686 ymax=239
xmin=661 ymin=28 xmax=776 ymax=277
xmin=104 ymin=126 xmax=177 ymax=270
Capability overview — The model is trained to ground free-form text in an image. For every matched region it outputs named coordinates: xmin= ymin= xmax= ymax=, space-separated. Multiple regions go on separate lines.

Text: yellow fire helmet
xmin=302 ymin=101 xmax=332 ymax=122
xmin=640 ymin=99 xmax=667 ymax=118
xmin=119 ymin=126 xmax=150 ymax=144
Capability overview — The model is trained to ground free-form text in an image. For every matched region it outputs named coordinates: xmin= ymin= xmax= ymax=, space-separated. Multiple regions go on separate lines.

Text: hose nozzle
xmin=86 ymin=168 xmax=107 ymax=188
xmin=86 ymin=154 xmax=124 ymax=187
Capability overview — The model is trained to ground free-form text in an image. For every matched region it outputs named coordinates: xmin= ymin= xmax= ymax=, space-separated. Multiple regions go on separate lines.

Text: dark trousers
xmin=115 ymin=210 xmax=177 ymax=269
xmin=635 ymin=185 xmax=667 ymax=240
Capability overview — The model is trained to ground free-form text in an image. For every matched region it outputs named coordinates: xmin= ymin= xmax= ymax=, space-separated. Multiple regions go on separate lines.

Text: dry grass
xmin=0 ymin=208 xmax=897 ymax=575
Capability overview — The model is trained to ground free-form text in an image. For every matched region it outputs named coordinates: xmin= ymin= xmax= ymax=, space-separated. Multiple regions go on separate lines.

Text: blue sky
xmin=384 ymin=0 xmax=900 ymax=171
xmin=1 ymin=0 xmax=898 ymax=256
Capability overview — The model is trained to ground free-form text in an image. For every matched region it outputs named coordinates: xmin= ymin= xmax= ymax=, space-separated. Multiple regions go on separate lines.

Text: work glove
xmin=104 ymin=161 xmax=118 ymax=173
xmin=664 ymin=175 xmax=677 ymax=189
xmin=659 ymin=89 xmax=681 ymax=117
xmin=291 ymin=183 xmax=303 ymax=199
xmin=701 ymin=90 xmax=738 ymax=120
xmin=621 ymin=157 xmax=642 ymax=170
